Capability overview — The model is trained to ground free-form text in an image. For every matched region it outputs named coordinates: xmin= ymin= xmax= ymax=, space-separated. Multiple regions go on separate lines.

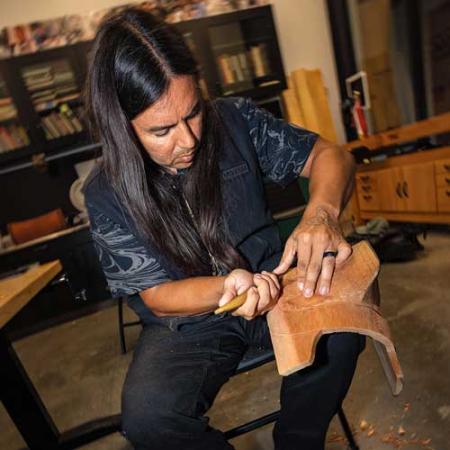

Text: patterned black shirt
xmin=85 ymin=97 xmax=318 ymax=297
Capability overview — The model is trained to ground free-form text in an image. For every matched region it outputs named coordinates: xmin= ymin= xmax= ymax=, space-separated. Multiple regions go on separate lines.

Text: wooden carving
xmin=267 ymin=241 xmax=404 ymax=395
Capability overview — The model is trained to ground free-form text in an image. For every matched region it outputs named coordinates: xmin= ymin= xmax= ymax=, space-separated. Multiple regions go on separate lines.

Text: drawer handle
xmin=396 ymin=182 xmax=403 ymax=198
xmin=445 ymin=177 xmax=450 ymax=184
xmin=362 ymin=185 xmax=371 ymax=192
xmin=360 ymin=175 xmax=371 ymax=182
xmin=447 ymin=191 xmax=450 ymax=197
xmin=444 ymin=164 xmax=450 ymax=171
xmin=402 ymin=181 xmax=409 ymax=198
xmin=363 ymin=195 xmax=372 ymax=200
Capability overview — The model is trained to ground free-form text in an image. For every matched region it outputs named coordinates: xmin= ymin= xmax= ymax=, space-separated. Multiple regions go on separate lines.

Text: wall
xmin=270 ymin=0 xmax=345 ymax=142
xmin=0 ymin=0 xmax=345 ymax=142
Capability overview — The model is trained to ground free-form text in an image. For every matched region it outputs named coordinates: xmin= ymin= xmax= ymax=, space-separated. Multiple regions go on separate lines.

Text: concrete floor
xmin=1 ymin=232 xmax=449 ymax=450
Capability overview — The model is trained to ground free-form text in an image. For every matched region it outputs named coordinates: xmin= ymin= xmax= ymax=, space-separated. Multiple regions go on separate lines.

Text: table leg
xmin=0 ymin=329 xmax=60 ymax=449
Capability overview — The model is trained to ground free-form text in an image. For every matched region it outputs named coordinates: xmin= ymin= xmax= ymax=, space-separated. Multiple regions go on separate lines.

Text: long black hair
xmin=84 ymin=6 xmax=244 ymax=276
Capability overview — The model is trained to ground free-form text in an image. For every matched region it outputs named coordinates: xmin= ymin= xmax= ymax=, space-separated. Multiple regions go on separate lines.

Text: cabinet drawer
xmin=435 ymin=159 xmax=450 ymax=175
xmin=356 ymin=173 xmax=377 ymax=186
xmin=436 ymin=173 xmax=450 ymax=188
xmin=356 ymin=183 xmax=377 ymax=194
xmin=357 ymin=192 xmax=380 ymax=211
xmin=437 ymin=187 xmax=450 ymax=212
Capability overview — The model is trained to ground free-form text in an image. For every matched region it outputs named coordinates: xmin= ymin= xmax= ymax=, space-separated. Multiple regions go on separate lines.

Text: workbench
xmin=0 ymin=261 xmax=120 ymax=449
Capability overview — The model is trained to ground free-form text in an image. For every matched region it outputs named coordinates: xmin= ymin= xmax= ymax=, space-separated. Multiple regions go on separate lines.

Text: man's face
xmin=131 ymin=75 xmax=203 ymax=174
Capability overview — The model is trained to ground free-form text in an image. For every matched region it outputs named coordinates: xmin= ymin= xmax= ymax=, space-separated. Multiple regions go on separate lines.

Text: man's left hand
xmin=273 ymin=205 xmax=352 ymax=297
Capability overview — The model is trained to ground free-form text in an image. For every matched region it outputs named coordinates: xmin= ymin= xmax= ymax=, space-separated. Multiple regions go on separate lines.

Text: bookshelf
xmin=0 ymin=74 xmax=30 ymax=153
xmin=0 ymin=41 xmax=91 ymax=167
xmin=176 ymin=5 xmax=286 ymax=99
xmin=0 ymin=5 xmax=286 ymax=169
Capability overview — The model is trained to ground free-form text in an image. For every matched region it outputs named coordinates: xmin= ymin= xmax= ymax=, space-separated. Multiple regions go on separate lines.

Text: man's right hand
xmin=218 ymin=269 xmax=280 ymax=320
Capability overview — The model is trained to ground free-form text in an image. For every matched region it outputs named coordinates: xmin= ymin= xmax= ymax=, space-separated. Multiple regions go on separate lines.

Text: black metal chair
xmin=117 ymin=296 xmax=141 ymax=354
xmin=117 ymin=297 xmax=359 ymax=449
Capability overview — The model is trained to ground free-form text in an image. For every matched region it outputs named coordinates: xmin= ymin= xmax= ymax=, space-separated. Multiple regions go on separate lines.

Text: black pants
xmin=121 ymin=313 xmax=365 ymax=450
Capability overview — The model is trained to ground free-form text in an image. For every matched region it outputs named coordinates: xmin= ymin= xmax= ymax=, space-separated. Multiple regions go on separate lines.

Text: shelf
xmin=35 ymin=95 xmax=81 ymax=113
xmin=0 ymin=145 xmax=35 ymax=166
xmin=0 ymin=117 xmax=20 ymax=125
xmin=211 ymin=37 xmax=272 ymax=51
xmin=344 ymin=111 xmax=450 ymax=151
xmin=212 ymin=41 xmax=246 ymax=51
xmin=0 ymin=4 xmax=285 ymax=171
xmin=0 ymin=139 xmax=101 ymax=175
xmin=221 ymin=78 xmax=280 ymax=95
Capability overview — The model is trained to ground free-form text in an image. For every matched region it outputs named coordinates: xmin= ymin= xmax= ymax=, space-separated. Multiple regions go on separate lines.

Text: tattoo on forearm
xmin=304 ymin=206 xmax=340 ymax=232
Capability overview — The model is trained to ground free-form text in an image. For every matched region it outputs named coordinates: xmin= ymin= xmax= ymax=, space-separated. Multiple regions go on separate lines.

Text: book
xmin=230 ymin=54 xmax=244 ymax=82
xmin=249 ymin=44 xmax=268 ymax=78
xmin=217 ymin=54 xmax=235 ymax=85
xmin=42 ymin=115 xmax=60 ymax=139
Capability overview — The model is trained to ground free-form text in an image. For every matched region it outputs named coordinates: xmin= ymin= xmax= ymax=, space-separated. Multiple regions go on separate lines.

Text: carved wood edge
xmin=267 ymin=241 xmax=404 ymax=396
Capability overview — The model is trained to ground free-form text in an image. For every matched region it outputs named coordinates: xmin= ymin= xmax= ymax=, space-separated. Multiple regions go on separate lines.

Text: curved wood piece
xmin=267 ymin=241 xmax=403 ymax=395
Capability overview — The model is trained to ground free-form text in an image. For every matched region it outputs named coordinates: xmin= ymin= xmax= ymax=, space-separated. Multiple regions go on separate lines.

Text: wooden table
xmin=0 ymin=261 xmax=62 ymax=327
xmin=0 ymin=261 xmax=120 ymax=449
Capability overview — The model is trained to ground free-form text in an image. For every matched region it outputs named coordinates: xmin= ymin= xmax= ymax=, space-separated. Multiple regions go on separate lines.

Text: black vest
xmin=85 ymin=98 xmax=283 ymax=324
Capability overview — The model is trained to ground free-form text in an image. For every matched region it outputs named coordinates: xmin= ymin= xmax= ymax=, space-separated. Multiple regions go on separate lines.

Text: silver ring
xmin=323 ymin=251 xmax=338 ymax=258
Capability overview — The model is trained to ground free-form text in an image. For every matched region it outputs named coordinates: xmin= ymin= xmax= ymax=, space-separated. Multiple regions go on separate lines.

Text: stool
xmin=117 ymin=298 xmax=359 ymax=448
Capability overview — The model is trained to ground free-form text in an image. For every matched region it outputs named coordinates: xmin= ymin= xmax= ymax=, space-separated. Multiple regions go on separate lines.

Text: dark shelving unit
xmin=0 ymin=5 xmax=288 ymax=332
xmin=0 ymin=5 xmax=285 ymax=170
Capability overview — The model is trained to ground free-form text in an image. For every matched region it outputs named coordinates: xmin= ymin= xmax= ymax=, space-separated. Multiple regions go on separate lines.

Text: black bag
xmin=347 ymin=226 xmax=424 ymax=263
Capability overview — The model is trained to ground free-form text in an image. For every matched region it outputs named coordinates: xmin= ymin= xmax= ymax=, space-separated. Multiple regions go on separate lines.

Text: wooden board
xmin=0 ymin=260 xmax=62 ymax=328
xmin=291 ymin=68 xmax=337 ymax=142
xmin=281 ymin=88 xmax=306 ymax=128
xmin=267 ymin=241 xmax=403 ymax=395
xmin=344 ymin=112 xmax=450 ymax=151
xmin=360 ymin=210 xmax=450 ymax=224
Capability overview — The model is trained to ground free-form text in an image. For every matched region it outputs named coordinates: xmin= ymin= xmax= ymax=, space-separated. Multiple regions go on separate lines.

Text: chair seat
xmin=235 ymin=347 xmax=275 ymax=375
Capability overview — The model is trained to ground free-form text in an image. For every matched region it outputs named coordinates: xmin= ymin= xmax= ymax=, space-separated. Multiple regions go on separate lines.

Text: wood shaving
xmin=327 ymin=433 xmax=346 ymax=443
xmin=359 ymin=419 xmax=369 ymax=431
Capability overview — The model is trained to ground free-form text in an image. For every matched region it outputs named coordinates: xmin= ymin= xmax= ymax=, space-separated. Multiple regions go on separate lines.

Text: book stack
xmin=21 ymin=61 xmax=83 ymax=140
xmin=22 ymin=61 xmax=80 ymax=112
xmin=217 ymin=52 xmax=253 ymax=86
xmin=40 ymin=104 xmax=83 ymax=140
xmin=216 ymin=43 xmax=272 ymax=88
xmin=0 ymin=80 xmax=30 ymax=152
xmin=0 ymin=122 xmax=30 ymax=152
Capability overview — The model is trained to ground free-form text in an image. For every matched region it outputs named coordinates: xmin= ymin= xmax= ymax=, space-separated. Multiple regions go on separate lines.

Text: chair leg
xmin=337 ymin=406 xmax=359 ymax=450
xmin=117 ymin=297 xmax=127 ymax=354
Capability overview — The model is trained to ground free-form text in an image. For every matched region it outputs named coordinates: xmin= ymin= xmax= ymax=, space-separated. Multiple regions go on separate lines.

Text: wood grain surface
xmin=0 ymin=260 xmax=62 ymax=328
xmin=267 ymin=241 xmax=404 ymax=395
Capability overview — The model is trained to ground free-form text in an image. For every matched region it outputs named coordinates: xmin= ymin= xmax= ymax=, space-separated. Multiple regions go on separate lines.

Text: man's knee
xmin=326 ymin=332 xmax=366 ymax=363
xmin=121 ymin=382 xmax=179 ymax=447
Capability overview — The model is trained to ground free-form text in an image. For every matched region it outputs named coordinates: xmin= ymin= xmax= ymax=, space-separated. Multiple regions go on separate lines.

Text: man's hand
xmin=273 ymin=205 xmax=352 ymax=298
xmin=218 ymin=269 xmax=280 ymax=320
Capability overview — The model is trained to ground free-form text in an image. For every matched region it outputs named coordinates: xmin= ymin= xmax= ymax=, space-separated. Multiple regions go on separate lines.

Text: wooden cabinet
xmin=357 ymin=164 xmax=436 ymax=214
xmin=355 ymin=172 xmax=380 ymax=211
xmin=377 ymin=168 xmax=405 ymax=212
xmin=355 ymin=147 xmax=450 ymax=224
xmin=435 ymin=158 xmax=450 ymax=213
xmin=402 ymin=163 xmax=436 ymax=213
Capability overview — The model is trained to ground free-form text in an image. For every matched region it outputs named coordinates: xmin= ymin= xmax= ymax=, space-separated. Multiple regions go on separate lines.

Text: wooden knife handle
xmin=214 ymin=291 xmax=248 ymax=314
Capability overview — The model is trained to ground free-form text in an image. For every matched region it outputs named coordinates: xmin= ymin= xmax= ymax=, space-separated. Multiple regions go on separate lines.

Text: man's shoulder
xmin=82 ymin=161 xmax=119 ymax=214
xmin=83 ymin=162 xmax=106 ymax=198
xmin=214 ymin=96 xmax=250 ymax=115
xmin=213 ymin=96 xmax=254 ymax=130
